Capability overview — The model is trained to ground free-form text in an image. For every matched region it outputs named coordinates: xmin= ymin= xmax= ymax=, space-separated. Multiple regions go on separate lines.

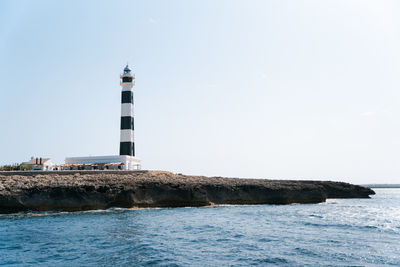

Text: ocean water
xmin=1 ymin=189 xmax=399 ymax=266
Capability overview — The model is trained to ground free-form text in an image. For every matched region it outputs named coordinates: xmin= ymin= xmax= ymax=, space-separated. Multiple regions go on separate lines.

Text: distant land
xmin=362 ymin=184 xmax=400 ymax=188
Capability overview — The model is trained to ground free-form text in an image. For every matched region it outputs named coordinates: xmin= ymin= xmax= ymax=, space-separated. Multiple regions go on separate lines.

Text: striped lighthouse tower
xmin=120 ymin=65 xmax=135 ymax=156
xmin=64 ymin=65 xmax=141 ymax=171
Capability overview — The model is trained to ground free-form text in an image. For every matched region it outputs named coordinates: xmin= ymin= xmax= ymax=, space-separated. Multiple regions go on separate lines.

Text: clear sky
xmin=1 ymin=0 xmax=399 ymax=184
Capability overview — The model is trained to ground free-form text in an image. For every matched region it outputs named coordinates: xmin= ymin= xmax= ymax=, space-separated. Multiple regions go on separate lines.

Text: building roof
xmin=27 ymin=158 xmax=51 ymax=165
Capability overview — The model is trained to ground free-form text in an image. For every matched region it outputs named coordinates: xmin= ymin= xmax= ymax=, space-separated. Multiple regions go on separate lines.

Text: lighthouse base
xmin=64 ymin=155 xmax=141 ymax=170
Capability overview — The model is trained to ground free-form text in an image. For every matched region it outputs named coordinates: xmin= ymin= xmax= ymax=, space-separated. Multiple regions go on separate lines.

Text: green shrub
xmin=0 ymin=163 xmax=32 ymax=171
xmin=19 ymin=163 xmax=31 ymax=171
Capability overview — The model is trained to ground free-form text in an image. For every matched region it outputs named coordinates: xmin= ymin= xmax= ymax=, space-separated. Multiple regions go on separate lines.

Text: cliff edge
xmin=0 ymin=171 xmax=375 ymax=213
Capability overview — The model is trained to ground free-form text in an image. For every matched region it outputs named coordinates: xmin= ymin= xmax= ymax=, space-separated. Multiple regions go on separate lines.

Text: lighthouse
xmin=120 ymin=65 xmax=135 ymax=156
xmin=64 ymin=64 xmax=141 ymax=170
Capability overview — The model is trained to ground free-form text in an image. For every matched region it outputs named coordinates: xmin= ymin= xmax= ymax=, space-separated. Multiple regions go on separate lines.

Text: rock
xmin=0 ymin=171 xmax=375 ymax=213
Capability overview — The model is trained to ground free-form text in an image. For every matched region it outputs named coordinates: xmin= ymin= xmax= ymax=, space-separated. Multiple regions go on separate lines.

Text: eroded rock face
xmin=0 ymin=171 xmax=375 ymax=213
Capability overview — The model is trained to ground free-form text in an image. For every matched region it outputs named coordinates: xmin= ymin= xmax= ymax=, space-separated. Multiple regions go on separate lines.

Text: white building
xmin=64 ymin=65 xmax=141 ymax=170
xmin=27 ymin=157 xmax=54 ymax=171
xmin=64 ymin=155 xmax=140 ymax=170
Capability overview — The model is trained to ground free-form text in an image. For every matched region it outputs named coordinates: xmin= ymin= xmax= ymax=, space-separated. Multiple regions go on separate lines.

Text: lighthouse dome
xmin=123 ymin=65 xmax=131 ymax=74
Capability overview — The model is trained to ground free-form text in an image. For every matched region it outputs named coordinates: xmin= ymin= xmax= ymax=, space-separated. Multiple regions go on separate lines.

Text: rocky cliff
xmin=0 ymin=171 xmax=375 ymax=213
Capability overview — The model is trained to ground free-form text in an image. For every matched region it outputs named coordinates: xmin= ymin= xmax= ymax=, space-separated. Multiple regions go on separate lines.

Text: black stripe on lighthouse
xmin=120 ymin=117 xmax=134 ymax=130
xmin=121 ymin=91 xmax=133 ymax=104
xmin=120 ymin=142 xmax=135 ymax=156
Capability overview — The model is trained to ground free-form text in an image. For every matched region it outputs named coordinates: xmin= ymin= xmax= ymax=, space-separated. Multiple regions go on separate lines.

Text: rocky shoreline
xmin=0 ymin=171 xmax=375 ymax=214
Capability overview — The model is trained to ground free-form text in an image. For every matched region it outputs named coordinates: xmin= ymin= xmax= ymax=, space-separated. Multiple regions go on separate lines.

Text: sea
xmin=0 ymin=188 xmax=399 ymax=266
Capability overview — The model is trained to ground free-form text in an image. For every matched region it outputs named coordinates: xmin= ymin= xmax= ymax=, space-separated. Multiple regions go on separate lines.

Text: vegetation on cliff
xmin=0 ymin=163 xmax=31 ymax=171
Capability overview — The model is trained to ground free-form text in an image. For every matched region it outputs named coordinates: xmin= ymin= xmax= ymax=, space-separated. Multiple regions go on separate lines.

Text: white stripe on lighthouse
xmin=120 ymin=129 xmax=134 ymax=142
xmin=121 ymin=103 xmax=134 ymax=117
xmin=122 ymin=84 xmax=134 ymax=91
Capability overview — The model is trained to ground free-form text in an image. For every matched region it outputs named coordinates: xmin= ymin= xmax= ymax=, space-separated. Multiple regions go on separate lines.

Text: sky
xmin=1 ymin=0 xmax=400 ymax=184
